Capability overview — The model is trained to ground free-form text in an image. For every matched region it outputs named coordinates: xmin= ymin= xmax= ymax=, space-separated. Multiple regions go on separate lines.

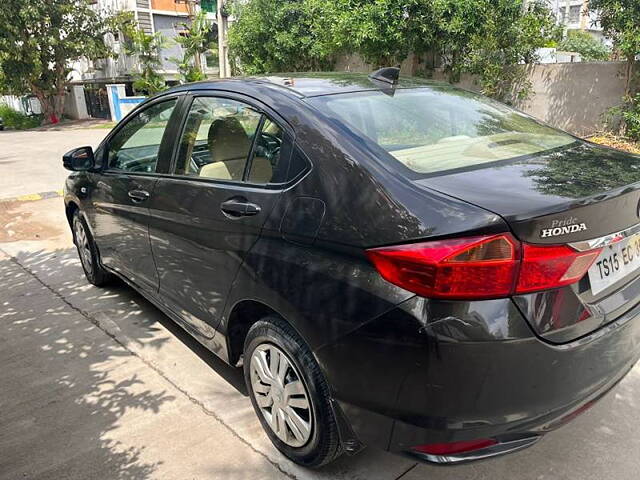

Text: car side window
xmin=175 ymin=96 xmax=288 ymax=184
xmin=247 ymin=118 xmax=285 ymax=184
xmin=107 ymin=99 xmax=177 ymax=173
xmin=175 ymin=97 xmax=262 ymax=181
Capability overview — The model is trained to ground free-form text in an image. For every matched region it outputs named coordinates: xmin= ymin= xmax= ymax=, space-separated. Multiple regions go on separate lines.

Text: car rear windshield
xmin=308 ymin=87 xmax=575 ymax=175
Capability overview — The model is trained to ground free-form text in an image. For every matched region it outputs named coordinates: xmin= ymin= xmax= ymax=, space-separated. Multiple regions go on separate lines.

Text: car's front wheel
xmin=72 ymin=210 xmax=112 ymax=287
xmin=244 ymin=316 xmax=342 ymax=467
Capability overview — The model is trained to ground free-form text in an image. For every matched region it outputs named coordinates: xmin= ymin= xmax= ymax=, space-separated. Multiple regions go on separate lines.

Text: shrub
xmin=621 ymin=94 xmax=640 ymax=141
xmin=606 ymin=94 xmax=640 ymax=142
xmin=0 ymin=104 xmax=42 ymax=129
xmin=558 ymin=31 xmax=611 ymax=61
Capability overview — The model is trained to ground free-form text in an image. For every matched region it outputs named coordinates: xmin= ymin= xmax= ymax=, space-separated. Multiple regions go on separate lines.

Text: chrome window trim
xmin=569 ymin=222 xmax=640 ymax=251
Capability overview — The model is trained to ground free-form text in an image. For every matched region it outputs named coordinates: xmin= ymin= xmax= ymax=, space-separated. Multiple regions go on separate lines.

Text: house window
xmin=201 ymin=0 xmax=216 ymax=13
xmin=558 ymin=7 xmax=566 ymax=24
xmin=568 ymin=5 xmax=581 ymax=24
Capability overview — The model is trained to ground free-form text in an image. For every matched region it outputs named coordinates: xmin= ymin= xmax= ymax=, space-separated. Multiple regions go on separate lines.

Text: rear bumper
xmin=315 ymin=295 xmax=640 ymax=463
xmin=406 ymin=435 xmax=541 ymax=464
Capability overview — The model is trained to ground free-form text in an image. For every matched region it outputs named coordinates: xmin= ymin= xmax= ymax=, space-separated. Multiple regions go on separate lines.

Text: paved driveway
xmin=0 ymin=127 xmax=108 ymax=200
xmin=2 ymin=126 xmax=640 ymax=479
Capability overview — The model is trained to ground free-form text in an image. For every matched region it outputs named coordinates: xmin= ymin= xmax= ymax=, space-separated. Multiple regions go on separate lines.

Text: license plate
xmin=588 ymin=234 xmax=640 ymax=295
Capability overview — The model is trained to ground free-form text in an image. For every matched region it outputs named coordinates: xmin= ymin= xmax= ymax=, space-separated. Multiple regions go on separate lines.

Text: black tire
xmin=244 ymin=316 xmax=342 ymax=468
xmin=72 ymin=210 xmax=113 ymax=287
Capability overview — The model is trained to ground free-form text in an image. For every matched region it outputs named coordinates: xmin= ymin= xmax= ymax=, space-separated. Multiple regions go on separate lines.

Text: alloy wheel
xmin=73 ymin=216 xmax=93 ymax=275
xmin=249 ymin=343 xmax=313 ymax=447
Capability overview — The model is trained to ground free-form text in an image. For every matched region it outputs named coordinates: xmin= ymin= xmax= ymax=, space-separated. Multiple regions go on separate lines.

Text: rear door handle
xmin=220 ymin=199 xmax=261 ymax=217
xmin=128 ymin=189 xmax=150 ymax=203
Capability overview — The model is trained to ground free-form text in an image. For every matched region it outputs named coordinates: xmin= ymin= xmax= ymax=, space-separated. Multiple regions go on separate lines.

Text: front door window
xmin=107 ymin=99 xmax=177 ymax=173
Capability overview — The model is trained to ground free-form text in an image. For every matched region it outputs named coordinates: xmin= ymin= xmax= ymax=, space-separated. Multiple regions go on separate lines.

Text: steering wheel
xmin=257 ymin=131 xmax=282 ymax=164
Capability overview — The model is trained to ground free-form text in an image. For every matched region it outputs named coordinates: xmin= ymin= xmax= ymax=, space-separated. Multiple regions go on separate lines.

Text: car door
xmin=89 ymin=96 xmax=181 ymax=291
xmin=147 ymin=93 xmax=294 ymax=340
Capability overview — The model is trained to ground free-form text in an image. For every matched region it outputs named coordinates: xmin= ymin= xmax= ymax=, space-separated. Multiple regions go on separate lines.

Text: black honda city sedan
xmin=63 ymin=69 xmax=640 ymax=467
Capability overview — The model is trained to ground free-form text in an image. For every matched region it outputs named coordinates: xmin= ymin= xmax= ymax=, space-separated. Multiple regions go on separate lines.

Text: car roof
xmin=163 ymin=72 xmax=450 ymax=99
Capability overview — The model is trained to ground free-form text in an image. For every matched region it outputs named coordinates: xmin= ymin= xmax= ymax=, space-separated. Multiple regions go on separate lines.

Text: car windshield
xmin=308 ymin=87 xmax=576 ymax=175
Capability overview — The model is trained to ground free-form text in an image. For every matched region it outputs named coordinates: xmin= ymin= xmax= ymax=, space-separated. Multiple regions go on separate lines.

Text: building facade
xmin=536 ymin=0 xmax=608 ymax=44
xmin=68 ymin=0 xmax=223 ymax=118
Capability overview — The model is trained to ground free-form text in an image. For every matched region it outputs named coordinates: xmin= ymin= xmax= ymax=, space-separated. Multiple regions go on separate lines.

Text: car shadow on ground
xmin=0 ymin=248 xmax=171 ymax=479
xmin=1 ymin=246 xmax=420 ymax=479
xmin=13 ymin=246 xmax=245 ymax=383
xmin=6 ymin=245 xmax=640 ymax=480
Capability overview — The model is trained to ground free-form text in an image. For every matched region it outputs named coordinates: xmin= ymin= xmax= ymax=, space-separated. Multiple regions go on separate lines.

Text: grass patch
xmin=0 ymin=104 xmax=42 ymax=129
xmin=588 ymin=133 xmax=640 ymax=155
xmin=87 ymin=122 xmax=116 ymax=129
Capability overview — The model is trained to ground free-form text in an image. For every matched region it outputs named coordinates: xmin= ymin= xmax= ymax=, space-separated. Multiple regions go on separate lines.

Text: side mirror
xmin=63 ymin=146 xmax=95 ymax=171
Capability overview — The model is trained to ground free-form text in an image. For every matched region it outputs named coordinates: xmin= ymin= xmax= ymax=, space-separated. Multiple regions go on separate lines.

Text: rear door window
xmin=174 ymin=96 xmax=295 ymax=184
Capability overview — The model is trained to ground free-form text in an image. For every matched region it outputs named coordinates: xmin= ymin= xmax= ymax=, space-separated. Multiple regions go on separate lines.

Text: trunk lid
xmin=418 ymin=141 xmax=640 ymax=343
xmin=419 ymin=142 xmax=640 ymax=245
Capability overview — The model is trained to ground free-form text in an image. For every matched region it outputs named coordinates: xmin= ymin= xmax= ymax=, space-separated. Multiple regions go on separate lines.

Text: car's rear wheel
xmin=244 ymin=316 xmax=341 ymax=467
xmin=72 ymin=210 xmax=112 ymax=287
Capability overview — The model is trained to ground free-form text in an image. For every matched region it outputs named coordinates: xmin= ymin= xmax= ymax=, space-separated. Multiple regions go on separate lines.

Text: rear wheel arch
xmin=226 ymin=300 xmax=281 ymax=366
xmin=225 ymin=300 xmax=312 ymax=368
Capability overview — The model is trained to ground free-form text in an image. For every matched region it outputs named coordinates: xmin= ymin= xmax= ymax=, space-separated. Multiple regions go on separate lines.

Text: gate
xmin=84 ymin=86 xmax=110 ymax=119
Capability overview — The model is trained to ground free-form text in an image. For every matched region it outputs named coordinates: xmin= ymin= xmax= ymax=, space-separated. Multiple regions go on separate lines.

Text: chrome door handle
xmin=128 ymin=189 xmax=150 ymax=202
xmin=220 ymin=199 xmax=261 ymax=217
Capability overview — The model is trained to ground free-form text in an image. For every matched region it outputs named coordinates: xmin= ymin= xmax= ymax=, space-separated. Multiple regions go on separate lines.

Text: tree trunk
xmin=625 ymin=55 xmax=635 ymax=98
xmin=53 ymin=79 xmax=66 ymax=123
xmin=31 ymin=87 xmax=54 ymax=125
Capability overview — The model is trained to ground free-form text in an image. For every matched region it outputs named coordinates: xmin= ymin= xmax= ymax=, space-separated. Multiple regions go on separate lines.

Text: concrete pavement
xmin=0 ymin=128 xmax=108 ymax=200
xmin=0 ymin=248 xmax=285 ymax=480
xmin=3 ymin=126 xmax=640 ymax=479
xmin=0 ymin=197 xmax=417 ymax=480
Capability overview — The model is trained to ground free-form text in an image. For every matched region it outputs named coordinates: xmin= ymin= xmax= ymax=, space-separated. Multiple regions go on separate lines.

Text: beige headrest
xmin=208 ymin=116 xmax=252 ymax=163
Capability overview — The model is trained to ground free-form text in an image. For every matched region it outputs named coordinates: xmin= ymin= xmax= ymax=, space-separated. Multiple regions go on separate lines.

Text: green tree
xmin=173 ymin=11 xmax=217 ymax=83
xmin=462 ymin=0 xmax=560 ymax=103
xmin=308 ymin=0 xmax=557 ymax=102
xmin=228 ymin=0 xmax=333 ymax=74
xmin=590 ymin=0 xmax=640 ymax=96
xmin=113 ymin=12 xmax=167 ymax=95
xmin=558 ymin=30 xmax=611 ymax=61
xmin=306 ymin=0 xmax=435 ymax=67
xmin=228 ymin=0 xmax=557 ymax=102
xmin=0 ymin=0 xmax=113 ymax=123
xmin=590 ymin=0 xmax=640 ymax=136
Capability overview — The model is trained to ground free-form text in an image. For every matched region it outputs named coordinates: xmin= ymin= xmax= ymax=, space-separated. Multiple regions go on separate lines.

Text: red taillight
xmin=517 ymin=243 xmax=602 ymax=294
xmin=411 ymin=438 xmax=498 ymax=456
xmin=366 ymin=234 xmax=519 ymax=300
xmin=366 ymin=234 xmax=602 ymax=300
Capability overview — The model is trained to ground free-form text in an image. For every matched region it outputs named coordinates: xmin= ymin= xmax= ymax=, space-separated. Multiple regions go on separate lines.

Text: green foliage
xmin=111 ymin=12 xmax=165 ymax=95
xmin=227 ymin=0 xmax=333 ymax=74
xmin=558 ymin=31 xmax=611 ymax=61
xmin=170 ymin=56 xmax=207 ymax=83
xmin=228 ymin=0 xmax=557 ymax=102
xmin=132 ymin=70 xmax=167 ymax=96
xmin=173 ymin=11 xmax=217 ymax=83
xmin=590 ymin=0 xmax=640 ymax=62
xmin=460 ymin=0 xmax=559 ymax=103
xmin=0 ymin=104 xmax=42 ymax=129
xmin=622 ymin=95 xmax=640 ymax=141
xmin=111 ymin=12 xmax=168 ymax=95
xmin=608 ymin=94 xmax=640 ymax=141
xmin=0 ymin=0 xmax=114 ymax=123
xmin=590 ymin=0 xmax=640 ymax=133
xmin=306 ymin=0 xmax=433 ymax=67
